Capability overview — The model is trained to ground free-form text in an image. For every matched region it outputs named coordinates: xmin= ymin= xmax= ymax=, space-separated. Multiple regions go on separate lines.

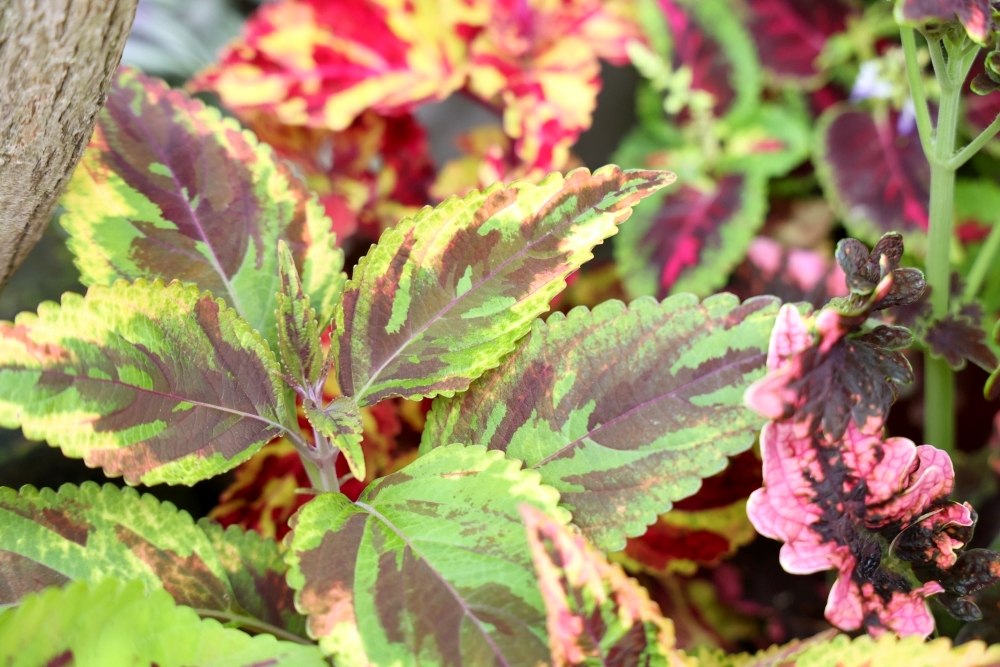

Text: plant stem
xmin=964 ymin=222 xmax=1000 ymax=300
xmin=921 ymin=35 xmax=970 ymax=454
xmin=901 ymin=28 xmax=934 ymax=153
xmin=949 ymin=112 xmax=1000 ymax=169
xmin=191 ymin=608 xmax=315 ymax=645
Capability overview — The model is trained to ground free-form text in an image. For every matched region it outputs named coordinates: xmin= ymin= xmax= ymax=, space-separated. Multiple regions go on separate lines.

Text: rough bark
xmin=0 ymin=0 xmax=137 ymax=290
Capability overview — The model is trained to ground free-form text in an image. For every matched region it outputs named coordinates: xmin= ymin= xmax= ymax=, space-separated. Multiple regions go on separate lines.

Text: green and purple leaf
xmin=422 ymin=293 xmax=780 ymax=551
xmin=895 ymin=0 xmax=995 ymax=44
xmin=0 ymin=280 xmax=286 ymax=486
xmin=658 ymin=0 xmax=763 ymax=122
xmin=0 ymin=579 xmax=325 ymax=666
xmin=303 ymin=396 xmax=366 ymax=481
xmin=521 ymin=505 xmax=686 ymax=667
xmin=275 ymin=241 xmax=325 ymax=397
xmin=742 ymin=0 xmax=855 ymax=84
xmin=59 ymin=67 xmax=345 ymax=347
xmin=334 ymin=165 xmax=674 ymax=407
xmin=615 ymin=173 xmax=768 ymax=299
xmin=285 ymin=444 xmax=569 ymax=666
xmin=0 ymin=482 xmax=306 ymax=637
xmin=815 ymin=106 xmax=930 ymax=256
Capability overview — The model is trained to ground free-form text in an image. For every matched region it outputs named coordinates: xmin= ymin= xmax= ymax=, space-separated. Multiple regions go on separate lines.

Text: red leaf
xmin=192 ymin=0 xmax=474 ymax=130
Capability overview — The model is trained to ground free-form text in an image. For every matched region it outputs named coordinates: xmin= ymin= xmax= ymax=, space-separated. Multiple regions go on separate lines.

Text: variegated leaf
xmin=60 ymin=67 xmax=345 ymax=347
xmin=422 ymin=294 xmax=779 ymax=551
xmin=303 ymin=396 xmax=366 ymax=481
xmin=335 ymin=165 xmax=674 ymax=406
xmin=276 ymin=241 xmax=324 ymax=394
xmin=0 ymin=483 xmax=306 ymax=637
xmin=286 ymin=444 xmax=569 ymax=666
xmin=0 ymin=280 xmax=286 ymax=486
xmin=192 ymin=0 xmax=477 ymax=130
xmin=521 ymin=505 xmax=688 ymax=667
xmin=614 ymin=173 xmax=768 ymax=299
xmin=0 ymin=579 xmax=324 ymax=667
xmin=737 ymin=632 xmax=1000 ymax=666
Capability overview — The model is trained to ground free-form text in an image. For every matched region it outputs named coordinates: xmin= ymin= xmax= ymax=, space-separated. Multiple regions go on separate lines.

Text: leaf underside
xmin=0 ymin=279 xmax=285 ymax=486
xmin=0 ymin=579 xmax=325 ymax=667
xmin=286 ymin=444 xmax=569 ymax=667
xmin=335 ymin=165 xmax=674 ymax=406
xmin=0 ymin=482 xmax=306 ymax=637
xmin=59 ymin=67 xmax=345 ymax=347
xmin=422 ymin=293 xmax=779 ymax=551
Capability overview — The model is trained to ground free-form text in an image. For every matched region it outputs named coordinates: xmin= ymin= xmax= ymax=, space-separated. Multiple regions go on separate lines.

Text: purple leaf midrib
xmin=27 ymin=368 xmax=285 ymax=434
xmin=128 ymin=107 xmax=247 ymax=321
xmin=531 ymin=349 xmax=765 ymax=469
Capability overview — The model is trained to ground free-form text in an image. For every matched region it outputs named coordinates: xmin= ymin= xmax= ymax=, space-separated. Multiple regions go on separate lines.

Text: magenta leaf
xmin=895 ymin=0 xmax=996 ymax=43
xmin=816 ymin=107 xmax=930 ymax=255
xmin=747 ymin=417 xmax=976 ymax=636
xmin=746 ymin=234 xmax=926 ymax=441
xmin=746 ymin=304 xmax=914 ymax=441
xmin=742 ymin=0 xmax=855 ymax=84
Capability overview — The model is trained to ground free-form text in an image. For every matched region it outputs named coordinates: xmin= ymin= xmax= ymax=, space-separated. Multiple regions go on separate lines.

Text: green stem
xmin=949 ymin=112 xmax=1000 ymax=169
xmin=922 ymin=36 xmax=969 ymax=454
xmin=964 ymin=223 xmax=1000 ymax=300
xmin=190 ymin=608 xmax=315 ymax=645
xmin=901 ymin=28 xmax=934 ymax=153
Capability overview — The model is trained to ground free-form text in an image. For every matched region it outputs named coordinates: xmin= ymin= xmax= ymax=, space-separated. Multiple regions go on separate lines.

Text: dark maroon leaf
xmin=743 ymin=0 xmax=854 ymax=83
xmin=923 ymin=313 xmax=1000 ymax=371
xmin=817 ymin=107 xmax=930 ymax=250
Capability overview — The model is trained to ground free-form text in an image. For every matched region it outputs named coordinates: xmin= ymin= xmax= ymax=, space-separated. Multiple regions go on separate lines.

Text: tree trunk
xmin=0 ymin=0 xmax=137 ymax=290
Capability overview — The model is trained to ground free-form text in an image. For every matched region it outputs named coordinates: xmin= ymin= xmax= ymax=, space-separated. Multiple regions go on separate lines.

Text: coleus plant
xmin=0 ymin=66 xmax=786 ymax=664
xmin=2 ymin=3 xmax=1000 ymax=666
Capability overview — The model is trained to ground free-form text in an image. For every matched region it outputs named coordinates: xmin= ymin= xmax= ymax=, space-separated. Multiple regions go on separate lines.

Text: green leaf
xmin=334 ymin=165 xmax=674 ymax=406
xmin=421 ymin=294 xmax=779 ymax=551
xmin=521 ymin=504 xmax=685 ymax=666
xmin=59 ymin=67 xmax=345 ymax=347
xmin=286 ymin=443 xmax=570 ymax=666
xmin=0 ymin=579 xmax=325 ymax=667
xmin=275 ymin=240 xmax=325 ymax=394
xmin=0 ymin=279 xmax=286 ymax=485
xmin=0 ymin=482 xmax=306 ymax=638
xmin=303 ymin=396 xmax=366 ymax=481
